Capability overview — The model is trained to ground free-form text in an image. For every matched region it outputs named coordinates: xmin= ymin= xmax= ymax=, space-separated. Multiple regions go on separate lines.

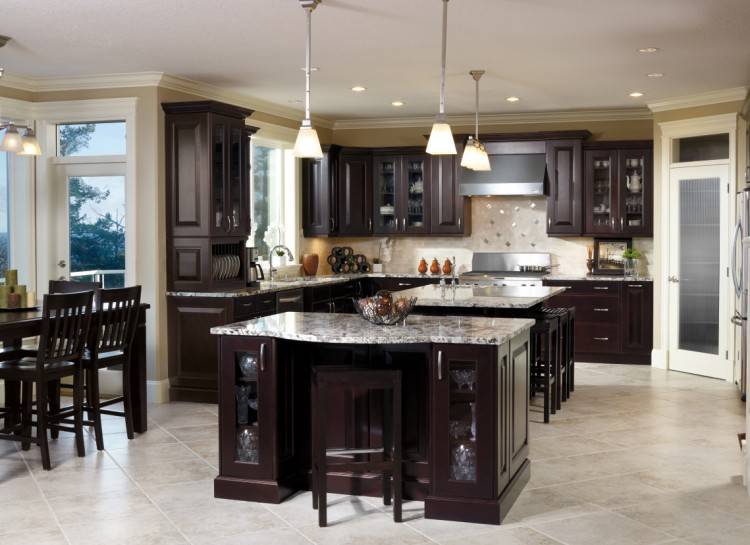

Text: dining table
xmin=0 ymin=303 xmax=150 ymax=433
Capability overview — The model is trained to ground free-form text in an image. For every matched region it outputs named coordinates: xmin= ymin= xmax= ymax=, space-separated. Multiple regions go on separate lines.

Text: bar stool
xmin=530 ymin=314 xmax=558 ymax=423
xmin=311 ymin=366 xmax=402 ymax=527
xmin=542 ymin=307 xmax=570 ymax=408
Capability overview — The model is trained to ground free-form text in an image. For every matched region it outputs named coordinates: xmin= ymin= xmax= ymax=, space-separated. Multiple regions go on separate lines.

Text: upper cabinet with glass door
xmin=584 ymin=150 xmax=617 ymax=235
xmin=373 ymin=156 xmax=400 ymax=234
xmin=372 ymin=150 xmax=431 ymax=235
xmin=618 ymin=148 xmax=652 ymax=236
xmin=403 ymin=155 xmax=431 ymax=234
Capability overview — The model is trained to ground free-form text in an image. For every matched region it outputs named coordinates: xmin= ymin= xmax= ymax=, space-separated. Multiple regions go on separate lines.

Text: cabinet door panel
xmin=546 ymin=140 xmax=583 ymax=235
xmin=430 ymin=153 xmax=467 ymax=234
xmin=584 ymin=149 xmax=618 ymax=235
xmin=302 ymin=155 xmax=334 ymax=236
xmin=227 ymin=124 xmax=246 ymax=235
xmin=210 ymin=119 xmax=229 ymax=236
xmin=219 ymin=336 xmax=276 ymax=480
xmin=431 ymin=344 xmax=494 ymax=499
xmin=373 ymin=156 xmax=401 ymax=234
xmin=619 ymin=149 xmax=653 ymax=236
xmin=402 ymin=155 xmax=431 ymax=234
xmin=167 ymin=114 xmax=210 ymax=237
xmin=508 ymin=333 xmax=529 ymax=477
xmin=338 ymin=154 xmax=372 ymax=236
xmin=622 ymin=283 xmax=653 ymax=352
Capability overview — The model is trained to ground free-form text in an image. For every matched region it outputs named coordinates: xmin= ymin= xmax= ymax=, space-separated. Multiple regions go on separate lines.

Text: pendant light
xmin=18 ymin=128 xmax=42 ymax=156
xmin=426 ymin=0 xmax=456 ymax=155
xmin=0 ymin=124 xmax=23 ymax=152
xmin=461 ymin=70 xmax=491 ymax=171
xmin=0 ymin=123 xmax=41 ymax=156
xmin=294 ymin=0 xmax=323 ymax=159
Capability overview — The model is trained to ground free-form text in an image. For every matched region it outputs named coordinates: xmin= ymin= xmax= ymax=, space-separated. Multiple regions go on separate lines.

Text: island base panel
xmin=214 ymin=476 xmax=297 ymax=504
xmin=424 ymin=459 xmax=530 ymax=525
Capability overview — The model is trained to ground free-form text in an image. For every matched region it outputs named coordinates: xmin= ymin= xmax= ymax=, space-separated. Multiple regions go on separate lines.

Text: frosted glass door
xmin=669 ymin=164 xmax=730 ymax=379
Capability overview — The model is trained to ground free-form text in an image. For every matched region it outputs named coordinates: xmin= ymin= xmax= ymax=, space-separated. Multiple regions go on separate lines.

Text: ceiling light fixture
xmin=351 ymin=86 xmax=366 ymax=92
xmin=506 ymin=96 xmax=520 ymax=103
xmin=629 ymin=91 xmax=644 ymax=97
xmin=426 ymin=0 xmax=456 ymax=156
xmin=461 ymin=70 xmax=490 ymax=172
xmin=294 ymin=0 xmax=323 ymax=159
xmin=647 ymin=72 xmax=664 ymax=78
xmin=637 ymin=47 xmax=659 ymax=53
xmin=0 ymin=123 xmax=41 ymax=155
xmin=391 ymin=101 xmax=405 ymax=107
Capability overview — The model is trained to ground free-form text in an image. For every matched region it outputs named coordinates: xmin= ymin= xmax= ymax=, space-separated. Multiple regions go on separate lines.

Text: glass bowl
xmin=353 ymin=290 xmax=417 ymax=326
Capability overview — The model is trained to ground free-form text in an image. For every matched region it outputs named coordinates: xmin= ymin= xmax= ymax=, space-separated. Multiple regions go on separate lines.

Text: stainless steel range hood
xmin=459 ymin=141 xmax=548 ymax=196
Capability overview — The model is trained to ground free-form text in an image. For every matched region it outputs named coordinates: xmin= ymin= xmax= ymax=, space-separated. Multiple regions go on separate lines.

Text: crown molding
xmin=0 ymin=71 xmax=334 ymax=129
xmin=331 ymin=107 xmax=653 ymax=130
xmin=648 ymin=86 xmax=748 ymax=113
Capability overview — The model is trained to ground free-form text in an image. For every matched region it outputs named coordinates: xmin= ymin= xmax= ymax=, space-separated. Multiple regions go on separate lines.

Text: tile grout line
xmin=14 ymin=442 xmax=75 ymax=545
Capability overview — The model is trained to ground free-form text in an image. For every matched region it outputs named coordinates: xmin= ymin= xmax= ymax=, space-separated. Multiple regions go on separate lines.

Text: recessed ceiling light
xmin=351 ymin=86 xmax=366 ymax=92
xmin=506 ymin=96 xmax=520 ymax=103
xmin=629 ymin=91 xmax=644 ymax=97
xmin=647 ymin=72 xmax=664 ymax=78
xmin=391 ymin=101 xmax=405 ymax=107
xmin=637 ymin=47 xmax=660 ymax=53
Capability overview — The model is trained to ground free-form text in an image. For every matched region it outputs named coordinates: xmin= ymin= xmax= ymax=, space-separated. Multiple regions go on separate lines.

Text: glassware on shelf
xmin=449 ymin=419 xmax=472 ymax=439
xmin=238 ymin=353 xmax=258 ymax=377
xmin=450 ymin=442 xmax=477 ymax=481
xmin=236 ymin=425 xmax=259 ymax=463
xmin=235 ymin=385 xmax=250 ymax=424
xmin=450 ymin=368 xmax=476 ymax=391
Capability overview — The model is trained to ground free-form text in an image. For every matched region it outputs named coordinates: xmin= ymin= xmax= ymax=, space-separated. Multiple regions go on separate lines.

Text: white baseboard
xmin=147 ymin=378 xmax=170 ymax=404
xmin=651 ymin=348 xmax=668 ymax=370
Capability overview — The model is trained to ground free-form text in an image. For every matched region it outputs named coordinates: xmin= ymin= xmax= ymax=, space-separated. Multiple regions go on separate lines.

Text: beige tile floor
xmin=1 ymin=362 xmax=748 ymax=545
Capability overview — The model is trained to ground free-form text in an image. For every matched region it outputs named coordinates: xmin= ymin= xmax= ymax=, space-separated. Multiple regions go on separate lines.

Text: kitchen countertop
xmin=167 ymin=272 xmax=652 ymax=298
xmin=210 ymin=311 xmax=534 ymax=346
xmin=397 ymin=284 xmax=567 ymax=309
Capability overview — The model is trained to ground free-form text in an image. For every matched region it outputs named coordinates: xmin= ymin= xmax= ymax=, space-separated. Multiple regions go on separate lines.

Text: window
xmin=251 ymin=141 xmax=297 ymax=262
xmin=0 ymin=151 xmax=8 ymax=273
xmin=57 ymin=121 xmax=127 ymax=157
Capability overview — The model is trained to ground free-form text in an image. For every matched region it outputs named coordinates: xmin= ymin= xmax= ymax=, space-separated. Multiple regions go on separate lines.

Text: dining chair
xmin=0 ymin=291 xmax=93 ymax=469
xmin=49 ymin=279 xmax=102 ymax=294
xmin=51 ymin=286 xmax=142 ymax=449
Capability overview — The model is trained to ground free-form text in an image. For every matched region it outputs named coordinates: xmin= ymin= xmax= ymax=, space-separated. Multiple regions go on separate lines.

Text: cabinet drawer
xmin=577 ymin=324 xmax=620 ymax=353
xmin=276 ymin=289 xmax=304 ymax=313
xmin=233 ymin=295 xmax=276 ymax=320
xmin=574 ymin=297 xmax=621 ymax=324
xmin=544 ymin=280 xmax=622 ymax=296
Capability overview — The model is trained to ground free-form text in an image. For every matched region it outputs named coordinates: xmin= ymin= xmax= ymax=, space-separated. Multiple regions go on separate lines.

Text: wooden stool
xmin=311 ymin=366 xmax=402 ymax=527
xmin=530 ymin=315 xmax=558 ymax=423
xmin=542 ymin=307 xmax=570 ymax=408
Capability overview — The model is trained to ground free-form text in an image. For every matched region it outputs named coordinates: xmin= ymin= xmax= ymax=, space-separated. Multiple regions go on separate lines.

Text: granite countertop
xmin=210 ymin=311 xmax=534 ymax=346
xmin=397 ymin=284 xmax=567 ymax=309
xmin=166 ymin=272 xmax=455 ymax=298
xmin=544 ymin=274 xmax=653 ymax=282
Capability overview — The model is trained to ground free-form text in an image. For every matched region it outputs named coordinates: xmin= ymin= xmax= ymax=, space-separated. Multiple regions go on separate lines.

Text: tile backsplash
xmin=299 ymin=196 xmax=653 ymax=277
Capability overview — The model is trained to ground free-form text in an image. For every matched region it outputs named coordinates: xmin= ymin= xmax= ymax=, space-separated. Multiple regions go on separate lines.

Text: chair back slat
xmin=49 ymin=279 xmax=102 ymax=295
xmin=37 ymin=291 xmax=94 ymax=368
xmin=91 ymin=286 xmax=142 ymax=356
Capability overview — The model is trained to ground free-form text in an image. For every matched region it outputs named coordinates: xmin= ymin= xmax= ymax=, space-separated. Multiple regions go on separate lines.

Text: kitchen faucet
xmin=269 ymin=245 xmax=294 ymax=282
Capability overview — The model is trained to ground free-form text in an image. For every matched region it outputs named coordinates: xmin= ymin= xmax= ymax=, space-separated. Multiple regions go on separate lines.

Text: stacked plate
xmin=213 ymin=254 xmax=241 ymax=280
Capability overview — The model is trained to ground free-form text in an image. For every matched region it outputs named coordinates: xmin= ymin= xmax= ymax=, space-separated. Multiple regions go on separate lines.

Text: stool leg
xmin=88 ymin=367 xmax=104 ymax=451
xmin=317 ymin=383 xmax=327 ymax=528
xmin=21 ymin=381 xmax=33 ymax=451
xmin=36 ymin=379 xmax=52 ymax=470
xmin=382 ymin=389 xmax=392 ymax=506
xmin=392 ymin=379 xmax=402 ymax=523
xmin=555 ymin=328 xmax=562 ymax=411
xmin=569 ymin=315 xmax=575 ymax=393
xmin=311 ymin=378 xmax=318 ymax=511
xmin=543 ymin=334 xmax=551 ymax=424
xmin=48 ymin=380 xmax=60 ymax=440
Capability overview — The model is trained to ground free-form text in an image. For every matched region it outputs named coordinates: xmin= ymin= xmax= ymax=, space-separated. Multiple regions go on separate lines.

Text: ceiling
xmin=1 ymin=0 xmax=749 ymax=120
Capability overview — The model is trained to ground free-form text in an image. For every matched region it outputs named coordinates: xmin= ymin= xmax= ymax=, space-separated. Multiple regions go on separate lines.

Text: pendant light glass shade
xmin=294 ymin=123 xmax=323 ymax=159
xmin=460 ymin=137 xmax=489 ymax=170
xmin=427 ymin=119 xmax=457 ymax=155
xmin=426 ymin=0 xmax=456 ymax=156
xmin=18 ymin=128 xmax=42 ymax=156
xmin=0 ymin=125 xmax=22 ymax=152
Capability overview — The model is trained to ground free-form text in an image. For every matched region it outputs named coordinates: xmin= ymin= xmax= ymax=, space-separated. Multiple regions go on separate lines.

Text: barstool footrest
xmin=326 ymin=447 xmax=384 ymax=458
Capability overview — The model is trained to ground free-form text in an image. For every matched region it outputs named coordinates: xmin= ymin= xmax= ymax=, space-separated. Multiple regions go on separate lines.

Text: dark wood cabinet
xmin=622 ymin=282 xmax=653 ymax=353
xmin=543 ymin=279 xmax=653 ymax=364
xmin=218 ymin=336 xmax=278 ymax=483
xmin=302 ymin=146 xmax=340 ymax=237
xmin=546 ymin=139 xmax=584 ymax=235
xmin=302 ymin=146 xmax=469 ymax=237
xmin=337 ymin=151 xmax=372 ymax=236
xmin=431 ymin=150 xmax=469 ymax=235
xmin=164 ymin=101 xmax=258 ymax=291
xmin=584 ymin=142 xmax=653 ymax=237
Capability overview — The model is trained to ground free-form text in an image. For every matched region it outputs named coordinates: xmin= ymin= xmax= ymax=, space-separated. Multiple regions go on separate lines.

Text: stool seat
xmin=311 ymin=366 xmax=402 ymax=527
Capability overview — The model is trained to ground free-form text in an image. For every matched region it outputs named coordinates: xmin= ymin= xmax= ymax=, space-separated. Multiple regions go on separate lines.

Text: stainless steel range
xmin=459 ymin=252 xmax=552 ymax=287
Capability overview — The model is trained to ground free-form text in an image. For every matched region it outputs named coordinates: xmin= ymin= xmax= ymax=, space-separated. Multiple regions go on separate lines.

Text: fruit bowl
xmin=353 ymin=290 xmax=417 ymax=326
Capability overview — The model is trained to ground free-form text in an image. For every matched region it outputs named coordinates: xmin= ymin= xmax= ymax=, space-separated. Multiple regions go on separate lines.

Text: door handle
xmin=57 ymin=260 xmax=67 ymax=268
xmin=329 ymin=217 xmax=335 ymax=232
xmin=458 ymin=217 xmax=462 ymax=230
xmin=593 ymin=286 xmax=609 ymax=291
xmin=593 ymin=337 xmax=609 ymax=341
xmin=731 ymin=219 xmax=742 ymax=297
xmin=593 ymin=308 xmax=609 ymax=312
xmin=278 ymin=295 xmax=303 ymax=304
xmin=668 ymin=275 xmax=680 ymax=283
xmin=437 ymin=350 xmax=443 ymax=380
xmin=620 ymin=217 xmax=624 ymax=230
xmin=397 ymin=282 xmax=413 ymax=287
xmin=627 ymin=284 xmax=643 ymax=288
xmin=259 ymin=343 xmax=266 ymax=372
xmin=369 ymin=217 xmax=372 ymax=232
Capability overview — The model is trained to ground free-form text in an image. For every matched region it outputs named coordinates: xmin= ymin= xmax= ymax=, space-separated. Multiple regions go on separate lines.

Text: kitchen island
xmin=211 ymin=311 xmax=534 ymax=525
